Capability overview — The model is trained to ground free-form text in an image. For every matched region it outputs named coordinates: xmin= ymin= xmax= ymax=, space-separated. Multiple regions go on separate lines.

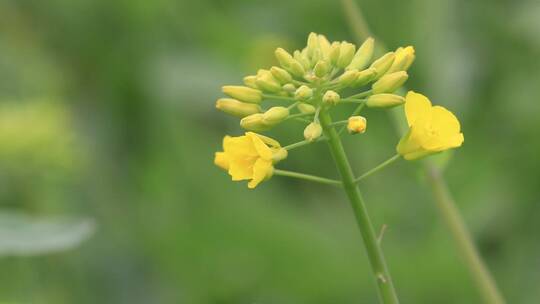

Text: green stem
xmin=273 ymin=169 xmax=342 ymax=186
xmin=348 ymin=90 xmax=372 ymax=99
xmin=426 ymin=166 xmax=505 ymax=304
xmin=355 ymin=154 xmax=400 ymax=183
xmin=341 ymin=98 xmax=367 ymax=103
xmin=283 ymin=140 xmax=311 ymax=151
xmin=319 ymin=110 xmax=399 ymax=304
xmin=286 ymin=113 xmax=313 ymax=121
xmin=330 ymin=120 xmax=348 ymax=127
xmin=340 ymin=1 xmax=506 ymax=303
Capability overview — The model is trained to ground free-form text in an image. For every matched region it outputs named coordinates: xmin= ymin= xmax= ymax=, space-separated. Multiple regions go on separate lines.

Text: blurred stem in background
xmin=340 ymin=1 xmax=506 ymax=303
xmin=319 ymin=110 xmax=400 ymax=304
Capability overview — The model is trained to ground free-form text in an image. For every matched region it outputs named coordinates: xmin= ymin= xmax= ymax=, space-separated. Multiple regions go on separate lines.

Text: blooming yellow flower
xmin=214 ymin=132 xmax=284 ymax=188
xmin=397 ymin=91 xmax=464 ymax=160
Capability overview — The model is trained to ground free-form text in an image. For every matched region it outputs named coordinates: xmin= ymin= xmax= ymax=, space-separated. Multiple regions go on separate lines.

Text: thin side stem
xmin=283 ymin=140 xmax=311 ymax=151
xmin=426 ymin=166 xmax=505 ymax=304
xmin=355 ymin=154 xmax=401 ymax=184
xmin=273 ymin=169 xmax=342 ymax=186
xmin=341 ymin=98 xmax=367 ymax=104
xmin=319 ymin=110 xmax=399 ymax=304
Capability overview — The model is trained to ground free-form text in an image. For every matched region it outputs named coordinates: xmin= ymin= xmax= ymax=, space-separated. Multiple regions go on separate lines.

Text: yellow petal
xmin=405 ymin=91 xmax=432 ymax=127
xmin=214 ymin=152 xmax=229 ymax=170
xmin=248 ymin=159 xmax=273 ymax=189
xmin=223 ymin=134 xmax=257 ymax=157
xmin=228 ymin=156 xmax=256 ymax=181
xmin=430 ymin=106 xmax=461 ymax=138
xmin=246 ymin=132 xmax=273 ymax=160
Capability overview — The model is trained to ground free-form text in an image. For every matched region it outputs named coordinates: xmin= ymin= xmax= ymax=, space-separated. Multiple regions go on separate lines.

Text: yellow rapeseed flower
xmin=397 ymin=91 xmax=464 ymax=160
xmin=214 ymin=132 xmax=284 ymax=188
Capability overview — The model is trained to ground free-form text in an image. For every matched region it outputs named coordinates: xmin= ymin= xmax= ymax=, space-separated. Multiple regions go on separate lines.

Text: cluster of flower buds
xmin=216 ymin=32 xmax=415 ymax=142
xmin=215 ymin=32 xmax=464 ymax=189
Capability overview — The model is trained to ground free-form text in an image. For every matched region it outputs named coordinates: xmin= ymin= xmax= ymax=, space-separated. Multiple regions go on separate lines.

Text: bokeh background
xmin=1 ymin=0 xmax=540 ymax=303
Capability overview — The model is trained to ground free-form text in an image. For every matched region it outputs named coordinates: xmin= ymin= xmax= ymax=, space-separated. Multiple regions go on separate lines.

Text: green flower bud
xmin=222 ymin=85 xmax=263 ymax=104
xmin=372 ymin=71 xmax=408 ymax=94
xmin=338 ymin=69 xmax=359 ymax=87
xmin=262 ymin=106 xmax=290 ymax=125
xmin=369 ymin=52 xmax=396 ymax=78
xmin=270 ymin=66 xmax=293 ymax=84
xmin=329 ymin=42 xmax=341 ymax=66
xmin=366 ymin=94 xmax=405 ymax=108
xmin=297 ymin=103 xmax=316 ymax=114
xmin=294 ymin=85 xmax=313 ymax=102
xmin=306 ymin=32 xmax=320 ymax=57
xmin=353 ymin=68 xmax=377 ymax=87
xmin=215 ymin=98 xmax=261 ymax=118
xmin=282 ymin=83 xmax=296 ymax=93
xmin=347 ymin=37 xmax=374 ymax=71
xmin=275 ymin=48 xmax=294 ymax=68
xmin=240 ymin=113 xmax=270 ymax=131
xmin=318 ymin=34 xmax=332 ymax=59
xmin=387 ymin=46 xmax=415 ymax=73
xmin=337 ymin=42 xmax=356 ymax=68
xmin=323 ymin=90 xmax=340 ymax=105
xmin=255 ymin=69 xmax=282 ymax=93
xmin=313 ymin=60 xmax=330 ymax=78
xmin=294 ymin=50 xmax=311 ymax=70
xmin=304 ymin=122 xmax=323 ymax=142
xmin=243 ymin=75 xmax=259 ymax=89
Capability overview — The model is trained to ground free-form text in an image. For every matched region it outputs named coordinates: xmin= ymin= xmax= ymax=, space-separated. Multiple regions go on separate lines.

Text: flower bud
xmin=294 ymin=85 xmax=313 ymax=102
xmin=347 ymin=37 xmax=374 ymax=70
xmin=262 ymin=106 xmax=289 ymax=125
xmin=240 ymin=113 xmax=270 ymax=131
xmin=282 ymin=83 xmax=296 ymax=93
xmin=306 ymin=32 xmax=320 ymax=57
xmin=304 ymin=122 xmax=323 ymax=142
xmin=369 ymin=52 xmax=396 ymax=78
xmin=353 ymin=68 xmax=377 ymax=87
xmin=323 ymin=90 xmax=340 ymax=105
xmin=275 ymin=47 xmax=294 ymax=67
xmin=294 ymin=50 xmax=311 ymax=70
xmin=297 ymin=103 xmax=316 ymax=114
xmin=338 ymin=69 xmax=359 ymax=87
xmin=270 ymin=66 xmax=293 ymax=84
xmin=372 ymin=71 xmax=408 ymax=94
xmin=275 ymin=48 xmax=305 ymax=77
xmin=366 ymin=94 xmax=405 ymax=108
xmin=329 ymin=42 xmax=341 ymax=66
xmin=215 ymin=98 xmax=261 ymax=117
xmin=313 ymin=60 xmax=330 ymax=78
xmin=337 ymin=42 xmax=356 ymax=68
xmin=272 ymin=148 xmax=288 ymax=163
xmin=318 ymin=34 xmax=331 ymax=59
xmin=222 ymin=85 xmax=262 ymax=104
xmin=255 ymin=69 xmax=282 ymax=93
xmin=387 ymin=46 xmax=415 ymax=73
xmin=243 ymin=75 xmax=259 ymax=89
xmin=347 ymin=116 xmax=367 ymax=134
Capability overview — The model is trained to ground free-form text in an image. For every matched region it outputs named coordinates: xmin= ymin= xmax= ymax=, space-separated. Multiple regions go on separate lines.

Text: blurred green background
xmin=1 ymin=0 xmax=539 ymax=303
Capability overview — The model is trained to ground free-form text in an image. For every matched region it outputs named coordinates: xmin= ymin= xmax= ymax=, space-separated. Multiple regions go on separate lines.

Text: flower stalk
xmin=319 ymin=110 xmax=399 ymax=304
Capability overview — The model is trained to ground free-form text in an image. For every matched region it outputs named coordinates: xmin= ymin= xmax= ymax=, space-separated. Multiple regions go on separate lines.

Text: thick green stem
xmin=426 ymin=166 xmax=505 ymax=304
xmin=319 ymin=110 xmax=399 ymax=304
